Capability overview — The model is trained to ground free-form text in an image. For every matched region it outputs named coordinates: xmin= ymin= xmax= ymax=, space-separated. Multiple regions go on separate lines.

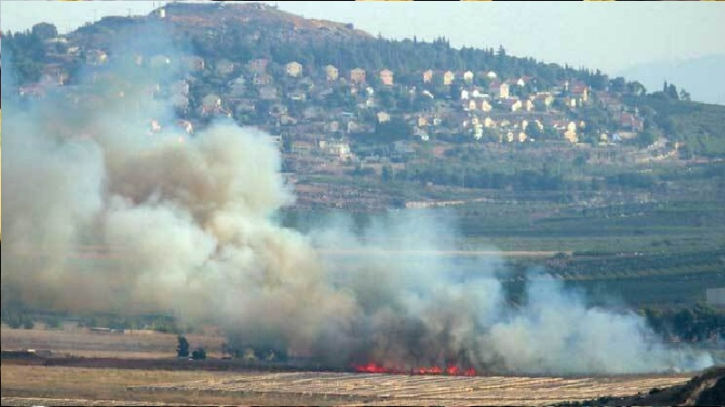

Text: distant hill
xmin=617 ymin=55 xmax=725 ymax=106
xmin=3 ymin=1 xmax=725 ymax=158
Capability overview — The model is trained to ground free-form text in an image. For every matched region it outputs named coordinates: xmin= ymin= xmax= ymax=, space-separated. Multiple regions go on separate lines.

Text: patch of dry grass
xmin=128 ymin=371 xmax=694 ymax=406
xmin=1 ymin=327 xmax=225 ymax=358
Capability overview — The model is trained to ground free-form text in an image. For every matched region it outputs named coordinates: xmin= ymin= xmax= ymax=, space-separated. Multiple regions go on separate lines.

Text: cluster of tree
xmin=176 ymin=335 xmax=206 ymax=360
xmin=650 ymin=81 xmax=691 ymax=102
xmin=642 ymin=304 xmax=725 ymax=343
xmin=633 ymin=94 xmax=725 ymax=157
xmin=1 ymin=309 xmax=35 ymax=330
xmin=2 ymin=25 xmax=53 ymax=84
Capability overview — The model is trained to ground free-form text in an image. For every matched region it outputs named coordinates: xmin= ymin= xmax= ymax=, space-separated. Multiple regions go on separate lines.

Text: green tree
xmin=22 ymin=315 xmax=35 ymax=330
xmin=177 ymin=335 xmax=190 ymax=358
xmin=525 ymin=123 xmax=542 ymax=139
xmin=31 ymin=22 xmax=58 ymax=40
xmin=678 ymin=88 xmax=691 ymax=102
xmin=666 ymin=83 xmax=679 ymax=100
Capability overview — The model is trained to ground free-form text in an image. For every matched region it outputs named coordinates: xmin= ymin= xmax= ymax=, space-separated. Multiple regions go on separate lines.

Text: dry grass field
xmin=1 ymin=365 xmax=693 ymax=406
xmin=128 ymin=372 xmax=694 ymax=406
xmin=1 ymin=365 xmax=245 ymax=405
xmin=1 ymin=327 xmax=225 ymax=358
xmin=0 ymin=327 xmax=701 ymax=406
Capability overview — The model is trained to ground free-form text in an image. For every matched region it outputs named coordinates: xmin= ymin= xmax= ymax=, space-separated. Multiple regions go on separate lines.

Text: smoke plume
xmin=0 ymin=26 xmax=714 ymax=375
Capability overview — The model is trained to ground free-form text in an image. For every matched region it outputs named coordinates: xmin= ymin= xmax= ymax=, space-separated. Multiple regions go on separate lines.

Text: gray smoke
xmin=1 ymin=28 xmax=714 ymax=375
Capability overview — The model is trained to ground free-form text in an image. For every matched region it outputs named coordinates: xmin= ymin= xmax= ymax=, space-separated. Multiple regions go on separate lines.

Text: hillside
xmin=3 ymin=1 xmax=725 ymax=196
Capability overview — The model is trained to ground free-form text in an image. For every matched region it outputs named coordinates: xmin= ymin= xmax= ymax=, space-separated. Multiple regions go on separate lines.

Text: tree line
xmin=642 ymin=304 xmax=725 ymax=343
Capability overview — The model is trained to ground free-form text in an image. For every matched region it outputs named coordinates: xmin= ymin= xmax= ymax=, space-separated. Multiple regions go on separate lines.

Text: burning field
xmin=0 ymin=21 xmax=716 ymax=381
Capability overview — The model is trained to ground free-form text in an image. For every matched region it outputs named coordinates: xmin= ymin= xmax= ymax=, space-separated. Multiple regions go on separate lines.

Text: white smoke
xmin=1 ymin=28 xmax=714 ymax=375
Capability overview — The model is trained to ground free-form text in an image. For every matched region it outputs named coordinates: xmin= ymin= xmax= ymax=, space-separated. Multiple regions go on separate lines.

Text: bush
xmin=191 ymin=347 xmax=206 ymax=360
xmin=22 ymin=316 xmax=35 ymax=330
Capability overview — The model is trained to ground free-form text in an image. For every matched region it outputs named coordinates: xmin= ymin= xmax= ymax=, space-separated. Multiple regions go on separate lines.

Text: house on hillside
xmin=481 ymin=99 xmax=492 ymax=112
xmin=564 ymin=121 xmax=578 ymax=143
xmin=571 ymin=85 xmax=589 ymax=103
xmin=620 ymin=112 xmax=644 ymax=132
xmin=489 ymin=82 xmax=509 ymax=99
xmin=422 ymin=69 xmax=434 ymax=84
xmin=466 ymin=99 xmax=477 ymax=111
xmin=463 ymin=71 xmax=474 ymax=84
xmin=443 ymin=71 xmax=456 ymax=86
xmin=350 ymin=68 xmax=366 ymax=84
xmin=379 ymin=69 xmax=394 ymax=86
xmin=377 ymin=111 xmax=391 ymax=123
xmin=286 ymin=61 xmax=303 ymax=77
xmin=325 ymin=65 xmax=339 ymax=81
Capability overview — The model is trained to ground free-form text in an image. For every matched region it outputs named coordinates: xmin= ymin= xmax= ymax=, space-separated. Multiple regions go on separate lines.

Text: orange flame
xmin=352 ymin=362 xmax=476 ymax=376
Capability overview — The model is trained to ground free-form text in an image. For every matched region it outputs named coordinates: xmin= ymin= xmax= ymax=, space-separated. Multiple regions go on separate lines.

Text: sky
xmin=1 ymin=1 xmax=724 ymax=101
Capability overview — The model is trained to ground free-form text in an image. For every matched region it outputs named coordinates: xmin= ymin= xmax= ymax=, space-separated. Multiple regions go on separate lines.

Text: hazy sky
xmin=1 ymin=1 xmax=724 ymax=74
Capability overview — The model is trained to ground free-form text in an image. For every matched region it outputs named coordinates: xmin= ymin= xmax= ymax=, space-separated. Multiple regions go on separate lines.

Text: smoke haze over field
xmin=0 ymin=27 xmax=714 ymax=375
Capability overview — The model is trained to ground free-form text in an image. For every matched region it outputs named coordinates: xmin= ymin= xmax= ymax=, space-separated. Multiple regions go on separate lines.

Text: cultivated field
xmin=1 ymin=364 xmax=693 ymax=406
